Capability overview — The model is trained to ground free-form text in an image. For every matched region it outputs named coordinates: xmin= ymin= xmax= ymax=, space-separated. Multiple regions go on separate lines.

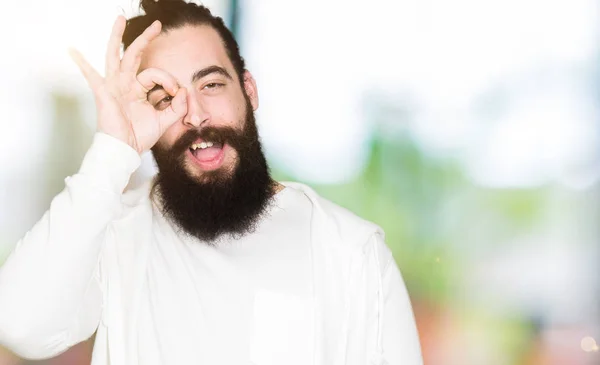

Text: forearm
xmin=0 ymin=133 xmax=140 ymax=358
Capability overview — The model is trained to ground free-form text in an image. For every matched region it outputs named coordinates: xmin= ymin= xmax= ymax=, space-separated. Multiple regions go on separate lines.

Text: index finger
xmin=136 ymin=68 xmax=179 ymax=97
xmin=120 ymin=20 xmax=162 ymax=76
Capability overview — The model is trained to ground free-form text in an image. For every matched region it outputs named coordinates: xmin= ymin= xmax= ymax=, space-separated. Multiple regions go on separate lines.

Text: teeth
xmin=191 ymin=141 xmax=215 ymax=150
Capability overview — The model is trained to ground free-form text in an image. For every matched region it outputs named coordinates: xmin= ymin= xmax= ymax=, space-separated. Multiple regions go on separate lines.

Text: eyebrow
xmin=147 ymin=65 xmax=233 ymax=98
xmin=191 ymin=65 xmax=233 ymax=83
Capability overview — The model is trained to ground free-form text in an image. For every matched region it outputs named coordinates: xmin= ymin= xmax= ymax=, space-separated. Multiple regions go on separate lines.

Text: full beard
xmin=150 ymin=99 xmax=275 ymax=244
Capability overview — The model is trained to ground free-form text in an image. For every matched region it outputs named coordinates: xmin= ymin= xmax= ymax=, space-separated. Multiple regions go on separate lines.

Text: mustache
xmin=170 ymin=126 xmax=246 ymax=156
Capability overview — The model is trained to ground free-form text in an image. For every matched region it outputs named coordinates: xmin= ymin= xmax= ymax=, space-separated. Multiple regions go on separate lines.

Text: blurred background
xmin=0 ymin=0 xmax=599 ymax=364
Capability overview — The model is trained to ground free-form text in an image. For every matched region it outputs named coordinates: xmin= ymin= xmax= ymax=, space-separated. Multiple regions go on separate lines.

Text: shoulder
xmin=281 ymin=182 xmax=385 ymax=251
xmin=283 ymin=183 xmax=396 ymax=304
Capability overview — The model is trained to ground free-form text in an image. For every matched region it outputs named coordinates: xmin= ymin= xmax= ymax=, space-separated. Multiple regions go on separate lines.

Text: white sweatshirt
xmin=0 ymin=133 xmax=423 ymax=365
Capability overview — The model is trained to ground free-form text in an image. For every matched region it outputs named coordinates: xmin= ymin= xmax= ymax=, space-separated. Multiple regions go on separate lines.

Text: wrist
xmin=78 ymin=133 xmax=142 ymax=193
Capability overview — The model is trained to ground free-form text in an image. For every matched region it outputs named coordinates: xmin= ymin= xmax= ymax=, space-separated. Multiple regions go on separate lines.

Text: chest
xmin=134 ymin=224 xmax=316 ymax=365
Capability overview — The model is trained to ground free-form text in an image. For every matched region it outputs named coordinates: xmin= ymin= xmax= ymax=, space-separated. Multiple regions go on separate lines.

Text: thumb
xmin=158 ymin=87 xmax=187 ymax=132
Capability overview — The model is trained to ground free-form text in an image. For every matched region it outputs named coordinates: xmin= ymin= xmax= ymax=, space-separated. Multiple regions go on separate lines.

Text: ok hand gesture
xmin=70 ymin=16 xmax=187 ymax=154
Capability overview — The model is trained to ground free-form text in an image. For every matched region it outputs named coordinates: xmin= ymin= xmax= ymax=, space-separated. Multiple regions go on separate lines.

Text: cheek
xmin=209 ymin=96 xmax=246 ymax=127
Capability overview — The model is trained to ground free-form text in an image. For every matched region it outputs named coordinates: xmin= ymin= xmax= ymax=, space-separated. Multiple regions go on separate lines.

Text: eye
xmin=154 ymin=95 xmax=173 ymax=109
xmin=203 ymin=82 xmax=224 ymax=90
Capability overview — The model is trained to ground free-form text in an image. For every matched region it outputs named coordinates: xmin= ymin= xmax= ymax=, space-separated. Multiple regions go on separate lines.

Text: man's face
xmin=138 ymin=24 xmax=273 ymax=243
xmin=140 ymin=25 xmax=258 ymax=180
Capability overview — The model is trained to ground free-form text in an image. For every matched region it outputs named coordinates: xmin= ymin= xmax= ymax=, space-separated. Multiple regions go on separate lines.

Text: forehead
xmin=139 ymin=25 xmax=234 ymax=83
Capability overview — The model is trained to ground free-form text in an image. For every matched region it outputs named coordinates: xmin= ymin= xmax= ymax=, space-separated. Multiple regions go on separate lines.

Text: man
xmin=0 ymin=1 xmax=422 ymax=364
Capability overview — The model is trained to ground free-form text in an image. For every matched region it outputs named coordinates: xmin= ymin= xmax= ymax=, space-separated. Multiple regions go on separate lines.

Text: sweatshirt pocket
xmin=249 ymin=289 xmax=315 ymax=365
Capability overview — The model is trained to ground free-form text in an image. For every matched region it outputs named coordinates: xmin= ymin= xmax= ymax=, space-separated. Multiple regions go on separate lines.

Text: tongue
xmin=194 ymin=146 xmax=222 ymax=162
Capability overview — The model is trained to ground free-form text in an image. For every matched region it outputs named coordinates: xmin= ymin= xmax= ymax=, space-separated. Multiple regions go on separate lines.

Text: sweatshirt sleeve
xmin=0 ymin=133 xmax=140 ymax=360
xmin=373 ymin=234 xmax=423 ymax=365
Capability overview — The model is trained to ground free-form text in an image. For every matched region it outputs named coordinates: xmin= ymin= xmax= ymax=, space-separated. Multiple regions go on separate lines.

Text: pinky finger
xmin=68 ymin=48 xmax=104 ymax=91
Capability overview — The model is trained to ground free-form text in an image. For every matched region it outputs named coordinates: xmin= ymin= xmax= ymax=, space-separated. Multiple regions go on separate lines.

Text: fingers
xmin=120 ymin=20 xmax=162 ymax=75
xmin=69 ymin=48 xmax=104 ymax=91
xmin=158 ymin=87 xmax=188 ymax=132
xmin=105 ymin=16 xmax=126 ymax=78
xmin=136 ymin=68 xmax=179 ymax=96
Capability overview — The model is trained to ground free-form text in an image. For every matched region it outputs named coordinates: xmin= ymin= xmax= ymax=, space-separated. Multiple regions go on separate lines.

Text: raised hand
xmin=69 ymin=16 xmax=187 ymax=154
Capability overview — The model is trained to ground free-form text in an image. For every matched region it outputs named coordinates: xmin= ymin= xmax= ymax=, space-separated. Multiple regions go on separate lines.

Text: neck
xmin=271 ymin=181 xmax=286 ymax=196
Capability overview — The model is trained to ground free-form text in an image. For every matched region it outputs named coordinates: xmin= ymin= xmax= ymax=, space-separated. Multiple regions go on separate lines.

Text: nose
xmin=182 ymin=90 xmax=209 ymax=128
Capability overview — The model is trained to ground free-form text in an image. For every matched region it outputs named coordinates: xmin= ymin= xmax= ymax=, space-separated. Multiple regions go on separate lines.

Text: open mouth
xmin=187 ymin=139 xmax=227 ymax=170
xmin=189 ymin=140 xmax=224 ymax=159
